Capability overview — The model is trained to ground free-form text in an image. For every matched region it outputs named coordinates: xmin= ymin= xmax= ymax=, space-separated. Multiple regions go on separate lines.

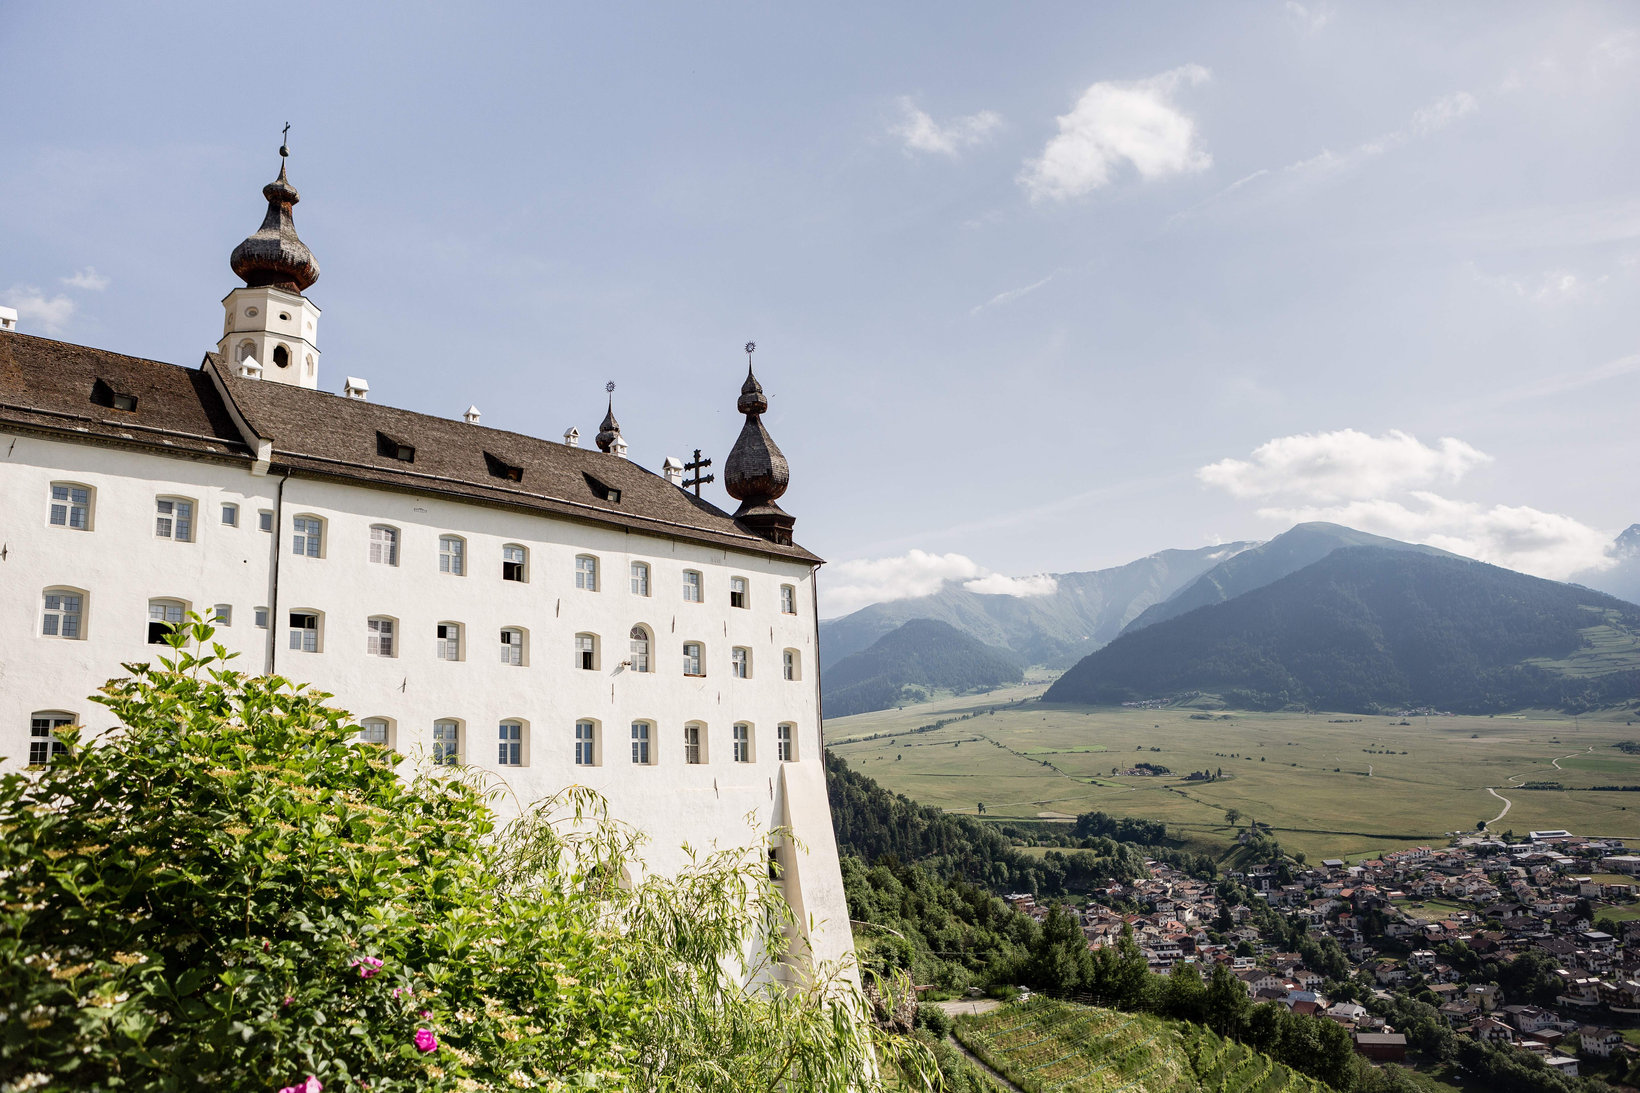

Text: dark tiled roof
xmin=0 ymin=331 xmax=250 ymax=458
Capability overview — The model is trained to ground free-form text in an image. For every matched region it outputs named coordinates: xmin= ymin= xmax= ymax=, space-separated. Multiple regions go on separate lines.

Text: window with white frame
xmin=41 ymin=589 xmax=84 ymax=639
xmin=221 ymin=503 xmax=239 ymax=527
xmin=630 ymin=561 xmax=650 ymax=596
xmin=682 ymin=641 xmax=704 ymax=677
xmin=291 ymin=515 xmax=323 ymax=557
xmin=155 ymin=497 xmax=194 ymax=541
xmin=502 ymin=544 xmax=527 ymax=582
xmin=367 ymin=616 xmax=396 ymax=657
xmin=438 ymin=535 xmax=465 ymax=575
xmin=369 ymin=525 xmax=399 ymax=566
xmin=732 ymin=722 xmax=753 ymax=763
xmin=498 ymin=720 xmax=524 ymax=766
xmin=575 ymin=633 xmax=598 ymax=671
xmin=575 ymin=720 xmax=598 ymax=766
xmin=730 ymin=647 xmax=750 ymax=679
xmin=684 ymin=721 xmax=706 ymax=765
xmin=500 ymin=627 xmax=525 ymax=666
xmin=630 ymin=721 xmax=653 ymax=765
xmin=575 ymin=554 xmax=598 ymax=591
xmin=682 ymin=569 xmax=702 ymax=603
xmin=288 ymin=611 xmax=320 ymax=652
xmin=355 ymin=717 xmax=392 ymax=747
xmin=49 ymin=483 xmax=91 ymax=530
xmin=777 ymin=723 xmax=796 ymax=762
xmin=729 ymin=576 xmax=748 ymax=609
xmin=433 ymin=719 xmax=461 ymax=765
xmin=148 ymin=599 xmax=186 ymax=644
xmin=254 ymin=607 xmax=269 ymax=629
xmin=436 ymin=622 xmax=462 ymax=661
xmin=628 ymin=626 xmax=650 ymax=672
xmin=781 ymin=584 xmax=797 ymax=615
xmin=30 ymin=712 xmax=74 ymax=766
xmin=783 ymin=649 xmax=799 ymax=681
xmin=212 ymin=604 xmax=233 ymax=626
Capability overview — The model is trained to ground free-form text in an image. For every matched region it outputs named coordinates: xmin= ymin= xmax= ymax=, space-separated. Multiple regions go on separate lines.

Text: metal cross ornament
xmin=683 ymin=448 xmax=714 ymax=497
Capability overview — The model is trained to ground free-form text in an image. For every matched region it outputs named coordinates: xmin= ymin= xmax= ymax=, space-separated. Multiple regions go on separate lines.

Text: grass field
xmin=825 ymin=684 xmax=1640 ymax=863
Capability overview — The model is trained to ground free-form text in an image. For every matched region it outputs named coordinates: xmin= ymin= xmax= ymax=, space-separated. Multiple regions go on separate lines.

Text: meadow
xmin=825 ymin=684 xmax=1640 ymax=863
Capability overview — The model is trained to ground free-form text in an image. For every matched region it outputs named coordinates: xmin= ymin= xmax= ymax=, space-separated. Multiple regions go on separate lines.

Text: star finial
xmin=605 ymin=380 xmax=615 ymax=394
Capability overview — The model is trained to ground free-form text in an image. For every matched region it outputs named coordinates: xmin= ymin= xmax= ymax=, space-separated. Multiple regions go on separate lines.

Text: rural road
xmin=1486 ymin=786 xmax=1513 ymax=825
xmin=1484 ymin=747 xmax=1592 ymax=828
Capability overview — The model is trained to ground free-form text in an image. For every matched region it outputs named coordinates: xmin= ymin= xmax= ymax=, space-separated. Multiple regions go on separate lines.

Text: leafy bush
xmin=0 ymin=620 xmax=929 ymax=1092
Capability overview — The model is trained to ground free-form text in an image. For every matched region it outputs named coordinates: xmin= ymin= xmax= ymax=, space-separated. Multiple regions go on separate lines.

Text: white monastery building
xmin=0 ymin=146 xmax=854 ymax=972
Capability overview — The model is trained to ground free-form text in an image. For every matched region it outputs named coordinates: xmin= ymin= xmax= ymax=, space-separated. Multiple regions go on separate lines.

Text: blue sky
xmin=3 ymin=3 xmax=1636 ymax=615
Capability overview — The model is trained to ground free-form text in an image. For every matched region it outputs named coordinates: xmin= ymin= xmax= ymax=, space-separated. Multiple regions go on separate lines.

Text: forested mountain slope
xmin=821 ymin=619 xmax=1024 ymax=717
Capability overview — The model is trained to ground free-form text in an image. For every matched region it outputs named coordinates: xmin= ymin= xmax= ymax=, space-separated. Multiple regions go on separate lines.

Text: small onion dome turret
xmin=724 ymin=365 xmax=795 ymax=544
xmin=230 ymin=149 xmax=320 ymax=293
xmin=595 ymin=397 xmax=622 ymax=453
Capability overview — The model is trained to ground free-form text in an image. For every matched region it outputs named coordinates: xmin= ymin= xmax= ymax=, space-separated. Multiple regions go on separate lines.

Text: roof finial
xmin=725 ymin=343 xmax=793 ymax=544
xmin=745 ymin=341 xmax=756 ymax=371
xmin=280 ymin=121 xmax=290 ymax=159
xmin=230 ymin=130 xmax=319 ymax=292
xmin=596 ymin=380 xmax=623 ymax=453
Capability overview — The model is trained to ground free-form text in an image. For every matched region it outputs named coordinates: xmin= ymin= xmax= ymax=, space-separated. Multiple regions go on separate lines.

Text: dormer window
xmin=484 ymin=452 xmax=524 ymax=482
xmin=376 ymin=432 xmax=415 ymax=463
xmin=583 ymin=472 xmax=621 ymax=503
xmin=91 ymin=378 xmax=138 ymax=413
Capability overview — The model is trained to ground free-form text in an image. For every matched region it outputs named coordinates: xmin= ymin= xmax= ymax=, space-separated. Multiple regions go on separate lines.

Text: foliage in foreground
xmin=0 ymin=621 xmax=932 ymax=1092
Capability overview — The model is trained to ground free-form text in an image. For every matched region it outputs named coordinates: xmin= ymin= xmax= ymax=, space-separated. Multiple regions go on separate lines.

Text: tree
xmin=0 ymin=620 xmax=931 ymax=1092
xmin=1225 ymin=808 xmax=1242 ymax=827
xmin=1205 ymin=963 xmax=1249 ymax=1037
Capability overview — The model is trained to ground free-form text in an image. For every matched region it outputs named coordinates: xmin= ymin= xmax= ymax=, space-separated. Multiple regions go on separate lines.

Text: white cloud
xmin=1255 ymin=492 xmax=1614 ymax=580
xmin=5 ymin=286 xmax=77 ymax=334
xmin=963 ymin=573 xmax=1060 ymax=597
xmin=1474 ymin=265 xmax=1604 ymax=304
xmin=1285 ymin=2 xmax=1332 ymax=33
xmin=892 ymin=97 xmax=1002 ymax=157
xmin=1020 ymin=64 xmax=1212 ymax=201
xmin=1197 ymin=429 xmax=1491 ymax=503
xmin=1411 ymin=91 xmax=1479 ymax=136
xmin=61 ymin=267 xmax=109 ymax=291
xmin=971 ymin=274 xmax=1054 ymax=315
xmin=823 ymin=550 xmax=984 ymax=617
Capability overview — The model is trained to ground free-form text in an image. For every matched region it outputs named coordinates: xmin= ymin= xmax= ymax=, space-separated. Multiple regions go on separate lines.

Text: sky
xmin=3 ymin=3 xmax=1636 ymax=618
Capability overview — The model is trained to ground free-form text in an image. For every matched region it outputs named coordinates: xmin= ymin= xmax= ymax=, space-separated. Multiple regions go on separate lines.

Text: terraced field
xmin=954 ymin=998 xmax=1327 ymax=1093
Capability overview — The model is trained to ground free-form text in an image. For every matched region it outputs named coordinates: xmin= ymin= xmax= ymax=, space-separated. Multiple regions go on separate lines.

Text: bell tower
xmin=217 ymin=132 xmax=323 ymax=388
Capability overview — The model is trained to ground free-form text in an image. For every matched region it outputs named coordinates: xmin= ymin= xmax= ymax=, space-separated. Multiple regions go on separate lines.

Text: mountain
xmin=819 ymin=542 xmax=1256 ymax=669
xmin=1574 ymin=523 xmax=1640 ymax=607
xmin=821 ymin=619 xmax=1024 ymax=718
xmin=1121 ymin=522 xmax=1452 ymax=635
xmin=1045 ymin=546 xmax=1640 ymax=714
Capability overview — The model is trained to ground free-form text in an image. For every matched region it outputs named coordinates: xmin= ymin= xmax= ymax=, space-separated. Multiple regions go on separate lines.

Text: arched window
xmin=355 ymin=717 xmax=394 ymax=748
xmin=288 ymin=610 xmax=321 ymax=652
xmin=682 ymin=641 xmax=704 ymax=677
xmin=367 ymin=616 xmax=396 ymax=657
xmin=436 ymin=622 xmax=462 ymax=661
xmin=433 ymin=719 xmax=461 ymax=766
xmin=48 ymin=482 xmax=93 ymax=530
xmin=438 ymin=535 xmax=466 ymax=575
xmin=369 ymin=525 xmax=400 ymax=566
xmin=684 ymin=721 xmax=707 ymax=765
xmin=732 ymin=722 xmax=754 ymax=764
xmin=291 ymin=514 xmax=324 ymax=558
xmin=236 ymin=340 xmax=256 ymax=363
xmin=498 ymin=719 xmax=527 ymax=767
xmin=628 ymin=626 xmax=651 ymax=673
xmin=731 ymin=647 xmax=751 ymax=679
xmin=148 ymin=598 xmax=187 ymax=644
xmin=777 ymin=723 xmax=797 ymax=763
xmin=272 ymin=344 xmax=291 ymax=369
xmin=574 ymin=719 xmax=599 ymax=767
xmin=154 ymin=496 xmax=195 ymax=542
xmin=500 ymin=627 xmax=526 ymax=666
xmin=30 ymin=711 xmax=75 ymax=766
xmin=502 ymin=544 xmax=527 ymax=582
xmin=783 ymin=649 xmax=800 ymax=681
xmin=41 ymin=588 xmax=86 ymax=639
xmin=630 ymin=561 xmax=650 ymax=596
xmin=575 ymin=554 xmax=599 ymax=591
xmin=630 ymin=721 xmax=654 ymax=766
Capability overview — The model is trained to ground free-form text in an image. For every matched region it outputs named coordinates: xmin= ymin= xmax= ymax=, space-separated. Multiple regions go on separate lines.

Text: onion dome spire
xmin=229 ymin=131 xmax=320 ymax=293
xmin=724 ymin=342 xmax=794 ymax=544
xmin=595 ymin=381 xmax=624 ymax=454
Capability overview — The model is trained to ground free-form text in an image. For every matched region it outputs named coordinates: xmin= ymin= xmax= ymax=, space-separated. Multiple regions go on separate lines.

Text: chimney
xmin=237 ymin=356 xmax=264 ymax=380
xmin=563 ymin=427 xmax=580 ymax=448
xmin=463 ymin=405 xmax=481 ymax=425
xmin=663 ymin=456 xmax=684 ymax=486
xmin=0 ymin=306 xmax=17 ymax=332
xmin=344 ymin=377 xmax=370 ymax=400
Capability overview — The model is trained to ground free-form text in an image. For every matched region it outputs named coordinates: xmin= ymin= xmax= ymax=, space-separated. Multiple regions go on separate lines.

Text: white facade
xmin=218 ymin=284 xmax=322 ymax=388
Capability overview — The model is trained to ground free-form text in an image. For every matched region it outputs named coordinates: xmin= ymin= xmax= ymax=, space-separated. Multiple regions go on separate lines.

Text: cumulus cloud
xmin=1020 ymin=64 xmax=1212 ymax=201
xmin=962 ymin=573 xmax=1060 ymax=597
xmin=1197 ymin=429 xmax=1491 ymax=503
xmin=1411 ymin=91 xmax=1479 ymax=136
xmin=1256 ymin=493 xmax=1614 ymax=580
xmin=893 ymin=97 xmax=1002 ymax=156
xmin=821 ymin=550 xmax=1062 ymax=616
xmin=5 ymin=286 xmax=77 ymax=334
xmin=61 ymin=267 xmax=110 ymax=291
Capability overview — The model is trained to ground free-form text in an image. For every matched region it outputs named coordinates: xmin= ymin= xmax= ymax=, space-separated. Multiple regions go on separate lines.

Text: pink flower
xmin=303 ymin=1080 xmax=323 ymax=1093
xmin=282 ymin=995 xmax=294 ymax=1008
xmin=414 ymin=1028 xmax=438 ymax=1054
xmin=349 ymin=956 xmax=385 ymax=979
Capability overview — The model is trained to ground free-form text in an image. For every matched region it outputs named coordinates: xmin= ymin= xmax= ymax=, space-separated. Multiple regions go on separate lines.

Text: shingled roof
xmin=0 ymin=330 xmax=819 ymax=563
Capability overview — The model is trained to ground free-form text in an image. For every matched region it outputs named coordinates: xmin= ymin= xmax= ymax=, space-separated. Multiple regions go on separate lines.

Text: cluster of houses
xmin=1005 ymin=828 xmax=1640 ymax=1073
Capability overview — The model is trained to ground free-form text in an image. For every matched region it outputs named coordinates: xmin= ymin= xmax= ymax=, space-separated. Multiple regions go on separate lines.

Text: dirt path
xmin=946 ymin=1033 xmax=1026 ymax=1093
xmin=1486 ymin=786 xmax=1513 ymax=825
xmin=1485 ymin=746 xmax=1591 ymax=828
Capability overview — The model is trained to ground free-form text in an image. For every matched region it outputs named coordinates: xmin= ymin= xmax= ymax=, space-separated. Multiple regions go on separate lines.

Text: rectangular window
xmin=433 ymin=720 xmax=460 ymax=766
xmin=357 ymin=719 xmax=390 ymax=745
xmin=30 ymin=715 xmax=72 ymax=766
xmin=436 ymin=623 xmax=461 ymax=661
xmin=50 ymin=484 xmax=90 ymax=529
xmin=777 ymin=723 xmax=794 ymax=762
xmin=155 ymin=498 xmax=193 ymax=541
xmin=212 ymin=604 xmax=233 ymax=626
xmin=439 ymin=536 xmax=465 ymax=575
xmin=575 ymin=721 xmax=596 ymax=766
xmin=501 ymin=628 xmax=523 ymax=665
xmin=288 ymin=612 xmax=318 ymax=652
xmin=683 ymin=570 xmax=702 ymax=603
xmin=259 ymin=510 xmax=274 ymax=532
xmin=499 ymin=722 xmax=523 ymax=767
xmin=684 ymin=723 xmax=702 ymax=765
xmin=221 ymin=503 xmax=239 ymax=527
xmin=783 ymin=650 xmax=797 ymax=681
xmin=42 ymin=592 xmax=82 ymax=638
xmin=683 ymin=642 xmax=703 ymax=677
xmin=630 ymin=562 xmax=650 ymax=596
xmin=370 ymin=526 xmax=399 ymax=565
xmin=503 ymin=544 xmax=526 ymax=582
xmin=576 ymin=634 xmax=596 ymax=670
xmin=631 ymin=722 xmax=651 ymax=765
xmin=575 ymin=555 xmax=598 ymax=591
xmin=254 ymin=607 xmax=269 ymax=629
xmin=149 ymin=600 xmax=185 ymax=644
xmin=731 ymin=648 xmax=749 ymax=679
xmin=729 ymin=576 xmax=748 ymax=609
xmin=368 ymin=617 xmax=395 ymax=657
xmin=781 ymin=585 xmax=797 ymax=615
xmin=291 ymin=516 xmax=322 ymax=557
xmin=733 ymin=723 xmax=751 ymax=764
